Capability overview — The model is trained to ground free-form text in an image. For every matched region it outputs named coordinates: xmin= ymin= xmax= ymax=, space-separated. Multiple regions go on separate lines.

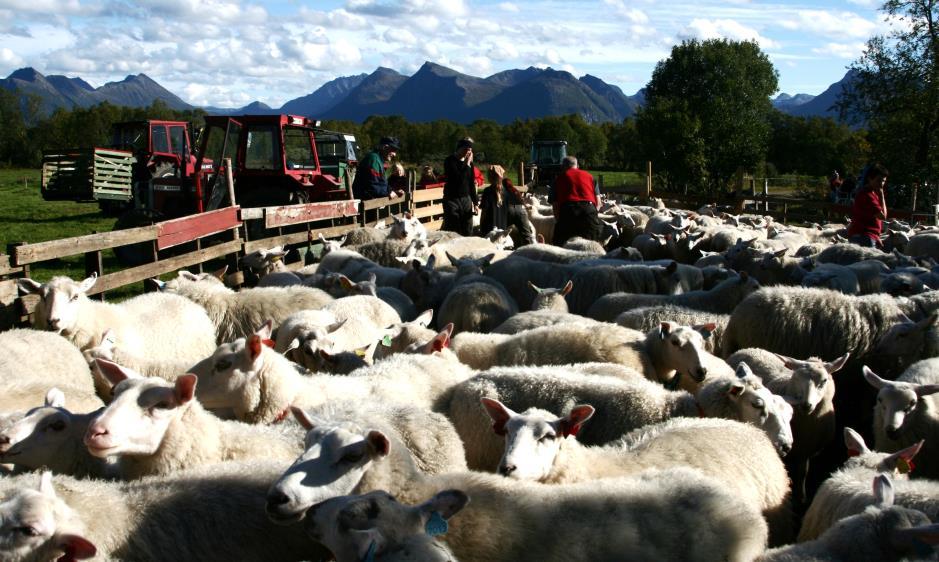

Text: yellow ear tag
xmin=897 ymin=457 xmax=913 ymax=474
xmin=355 ymin=348 xmax=367 ymax=358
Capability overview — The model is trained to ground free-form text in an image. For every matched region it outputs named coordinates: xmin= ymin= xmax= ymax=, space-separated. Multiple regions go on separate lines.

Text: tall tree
xmin=838 ymin=0 xmax=939 ymax=193
xmin=637 ymin=39 xmax=778 ymax=193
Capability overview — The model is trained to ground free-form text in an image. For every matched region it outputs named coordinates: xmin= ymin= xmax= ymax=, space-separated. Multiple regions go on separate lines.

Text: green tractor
xmin=525 ymin=140 xmax=568 ymax=191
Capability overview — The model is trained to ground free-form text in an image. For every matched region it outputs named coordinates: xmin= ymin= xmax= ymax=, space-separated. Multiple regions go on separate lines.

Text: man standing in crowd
xmin=352 ymin=136 xmax=403 ymax=200
xmin=442 ymin=137 xmax=479 ymax=235
xmin=551 ymin=155 xmax=602 ymax=246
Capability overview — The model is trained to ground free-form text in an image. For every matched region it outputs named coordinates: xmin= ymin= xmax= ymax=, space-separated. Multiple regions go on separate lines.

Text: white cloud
xmin=603 ymin=0 xmax=649 ymax=25
xmin=779 ymin=10 xmax=876 ymax=40
xmin=498 ymin=2 xmax=519 ymax=13
xmin=812 ymin=42 xmax=867 ymax=59
xmin=683 ymin=18 xmax=779 ymax=49
xmin=383 ymin=27 xmax=417 ymax=45
xmin=0 ymin=47 xmax=23 ymax=67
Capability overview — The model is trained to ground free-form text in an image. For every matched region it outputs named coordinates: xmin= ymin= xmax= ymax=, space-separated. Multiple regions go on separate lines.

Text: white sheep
xmin=511 ymin=242 xmax=602 ymax=264
xmin=304 ymin=489 xmax=463 ymax=562
xmin=615 ymin=306 xmax=728 ymax=354
xmin=387 ymin=212 xmax=428 ymax=243
xmin=864 ymin=361 xmax=939 ymax=479
xmin=444 ymin=365 xmax=698 ymax=471
xmin=16 ymin=274 xmax=217 ymax=373
xmin=491 ymin=310 xmax=599 ymax=334
xmin=763 ymin=474 xmax=939 ymax=562
xmin=0 ymin=328 xmax=101 ymax=412
xmin=695 ymin=363 xmax=795 ymax=455
xmin=564 ymin=263 xmax=686 ymax=315
xmin=0 ymin=463 xmax=325 ymax=561
xmin=319 ymin=249 xmax=408 ymax=288
xmin=904 ymin=232 xmax=939 ymax=261
xmin=332 ymin=273 xmax=418 ymax=322
xmin=81 ymin=328 xmax=195 ymax=383
xmin=484 ymin=404 xmax=793 ymax=543
xmin=482 ymin=256 xmax=579 ymax=311
xmin=527 ymin=280 xmax=573 ymax=311
xmin=159 ymin=269 xmax=334 ymax=343
xmin=0 ymin=389 xmax=115 ymax=479
xmin=238 ymin=245 xmax=305 ymax=287
xmin=799 ymin=427 xmax=928 ymax=541
xmin=525 ymin=201 xmax=555 ymax=243
xmin=86 ymin=360 xmax=306 ymax=479
xmin=267 ymin=421 xmax=768 ymax=562
xmin=586 ymin=271 xmax=760 ymax=321
xmin=727 ymin=348 xmax=850 ymax=506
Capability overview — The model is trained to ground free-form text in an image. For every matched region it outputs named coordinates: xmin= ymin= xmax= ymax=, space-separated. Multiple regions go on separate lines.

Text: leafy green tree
xmin=637 ymin=39 xmax=778 ymax=193
xmin=837 ymin=0 xmax=939 ymax=198
xmin=767 ymin=112 xmax=869 ymax=176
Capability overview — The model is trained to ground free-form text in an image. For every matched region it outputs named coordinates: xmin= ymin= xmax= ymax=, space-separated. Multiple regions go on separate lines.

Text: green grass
xmin=0 ymin=168 xmax=143 ymax=298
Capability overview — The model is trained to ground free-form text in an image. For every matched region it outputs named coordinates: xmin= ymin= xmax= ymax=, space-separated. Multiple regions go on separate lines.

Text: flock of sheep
xmin=3 ymin=195 xmax=939 ymax=561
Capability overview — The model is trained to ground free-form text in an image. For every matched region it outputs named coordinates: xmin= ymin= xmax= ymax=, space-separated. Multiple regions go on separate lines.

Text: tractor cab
xmin=194 ymin=114 xmax=348 ymax=213
xmin=526 ymin=140 xmax=568 ymax=190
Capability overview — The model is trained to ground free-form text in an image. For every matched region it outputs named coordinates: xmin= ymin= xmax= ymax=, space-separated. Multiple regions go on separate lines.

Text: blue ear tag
xmin=363 ymin=540 xmax=377 ymax=562
xmin=381 ymin=335 xmax=393 ymax=347
xmin=425 ymin=511 xmax=448 ymax=536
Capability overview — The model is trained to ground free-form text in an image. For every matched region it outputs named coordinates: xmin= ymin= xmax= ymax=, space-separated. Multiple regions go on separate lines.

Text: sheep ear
xmin=255 ymin=320 xmax=274 ymax=341
xmin=727 ymin=381 xmax=746 ymax=397
xmin=862 ymin=366 xmax=887 ymax=389
xmin=825 ymin=352 xmax=851 ymax=374
xmin=560 ymin=405 xmax=595 ymax=438
xmin=446 ymin=251 xmax=459 ymax=266
xmin=318 ymin=349 xmax=336 ymax=366
xmin=774 ymin=353 xmax=803 ymax=371
xmin=174 ymin=374 xmax=198 ymax=404
xmin=528 ymin=281 xmax=543 ymax=294
xmin=339 ymin=274 xmax=355 ymax=291
xmin=480 ymin=397 xmax=514 ymax=436
xmin=352 ymin=529 xmax=386 ymax=561
xmin=419 ymin=489 xmax=469 ymax=521
xmin=891 ymin=524 xmax=939 ymax=551
xmin=247 ymin=335 xmax=266 ymax=361
xmin=665 ymin=261 xmax=678 ymax=274
xmin=844 ymin=427 xmax=870 ymax=457
xmin=38 ymin=470 xmax=54 ymax=494
xmin=916 ymin=313 xmax=939 ymax=330
xmin=774 ymin=249 xmax=787 ymax=258
xmin=873 ymin=474 xmax=894 ymax=506
xmin=211 ymin=265 xmax=228 ymax=281
xmin=16 ymin=278 xmax=42 ymax=295
xmin=366 ymin=430 xmax=390 ymax=457
xmin=291 ymin=406 xmax=316 ymax=430
xmin=415 ymin=309 xmax=434 ymax=327
xmin=317 ymin=233 xmax=327 ymax=243
xmin=58 ymin=534 xmax=97 ymax=560
xmin=561 ymin=280 xmax=573 ymax=296
xmin=882 ymin=440 xmax=924 ymax=473
xmin=368 ymin=272 xmax=377 ymax=284
xmin=179 ymin=270 xmax=199 ymax=281
xmin=480 ymin=253 xmax=495 ymax=267
xmin=425 ymin=254 xmax=436 ymax=269
xmin=536 ymin=233 xmax=545 ymax=244
xmin=44 ymin=387 xmax=66 ymax=408
xmin=94 ymin=358 xmax=140 ymax=386
xmin=692 ymin=323 xmax=716 ymax=340
xmin=916 ymin=384 xmax=939 ymax=397
xmin=659 ymin=321 xmax=672 ymax=339
xmin=77 ymin=273 xmax=98 ymax=293
xmin=424 ymin=324 xmax=453 ymax=354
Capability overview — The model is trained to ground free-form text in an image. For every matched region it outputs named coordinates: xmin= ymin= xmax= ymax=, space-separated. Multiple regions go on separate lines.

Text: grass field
xmin=0 ymin=168 xmax=143 ymax=297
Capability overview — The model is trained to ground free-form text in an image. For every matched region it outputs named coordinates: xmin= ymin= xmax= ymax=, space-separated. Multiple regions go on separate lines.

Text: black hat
xmin=380 ymin=136 xmax=401 ymax=151
xmin=456 ymin=137 xmax=474 ymax=150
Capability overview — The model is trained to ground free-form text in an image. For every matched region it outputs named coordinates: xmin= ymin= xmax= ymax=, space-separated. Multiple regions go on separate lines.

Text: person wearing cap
xmin=352 ymin=136 xmax=403 ymax=200
xmin=552 ymin=155 xmax=602 ymax=246
xmin=442 ymin=137 xmax=480 ymax=235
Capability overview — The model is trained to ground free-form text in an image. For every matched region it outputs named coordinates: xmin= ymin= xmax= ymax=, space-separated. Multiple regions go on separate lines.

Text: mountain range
xmin=2 ymin=63 xmax=853 ymax=124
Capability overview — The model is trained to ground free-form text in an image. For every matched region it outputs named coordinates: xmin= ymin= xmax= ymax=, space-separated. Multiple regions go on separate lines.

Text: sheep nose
xmin=48 ymin=318 xmax=60 ymax=329
xmin=0 ymin=435 xmax=9 ymax=445
xmin=499 ymin=464 xmax=517 ymax=476
xmin=778 ymin=443 xmax=791 ymax=457
xmin=266 ymin=491 xmax=290 ymax=509
xmin=84 ymin=425 xmax=108 ymax=442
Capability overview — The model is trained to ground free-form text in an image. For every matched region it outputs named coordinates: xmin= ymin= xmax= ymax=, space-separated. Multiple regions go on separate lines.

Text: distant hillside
xmin=776 ymin=71 xmax=857 ymax=120
xmin=0 ymin=67 xmax=191 ymax=113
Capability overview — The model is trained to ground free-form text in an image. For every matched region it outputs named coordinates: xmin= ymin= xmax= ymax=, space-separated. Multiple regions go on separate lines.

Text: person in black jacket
xmin=442 ymin=137 xmax=479 ymax=235
xmin=480 ymin=164 xmax=535 ymax=246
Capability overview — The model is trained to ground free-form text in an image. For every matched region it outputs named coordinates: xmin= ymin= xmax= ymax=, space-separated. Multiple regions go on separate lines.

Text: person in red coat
xmin=847 ymin=163 xmax=889 ymax=248
xmin=551 ymin=156 xmax=603 ymax=246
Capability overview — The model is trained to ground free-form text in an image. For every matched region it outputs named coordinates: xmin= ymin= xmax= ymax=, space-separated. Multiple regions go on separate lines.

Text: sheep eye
xmin=69 ymin=294 xmax=79 ymax=302
xmin=15 ymin=526 xmax=39 ymax=537
xmin=908 ymin=400 xmax=917 ymax=410
xmin=152 ymin=401 xmax=171 ymax=410
xmin=752 ymin=399 xmax=765 ymax=409
xmin=214 ymin=359 xmax=232 ymax=371
xmin=539 ymin=433 xmax=557 ymax=442
xmin=48 ymin=420 xmax=66 ymax=431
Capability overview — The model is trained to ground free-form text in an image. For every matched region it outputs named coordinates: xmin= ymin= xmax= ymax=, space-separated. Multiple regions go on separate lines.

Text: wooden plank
xmin=413 ymin=204 xmax=444 ymax=220
xmin=362 ymin=197 xmax=408 ymax=212
xmin=158 ymin=207 xmax=241 ymax=250
xmin=0 ymin=255 xmax=21 ymax=277
xmin=15 ymin=225 xmax=158 ymax=265
xmin=264 ymin=200 xmax=359 ymax=228
xmin=240 ymin=208 xmax=264 ymax=220
xmin=18 ymin=294 xmax=39 ymax=317
xmin=242 ymin=223 xmax=358 ymax=254
xmin=424 ymin=219 xmax=443 ymax=231
xmin=412 ymin=188 xmax=445 ymax=203
xmin=88 ymin=239 xmax=243 ymax=294
xmin=0 ymin=279 xmax=17 ymax=305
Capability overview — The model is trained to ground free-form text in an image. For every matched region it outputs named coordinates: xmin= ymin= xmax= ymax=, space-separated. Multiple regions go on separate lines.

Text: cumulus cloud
xmin=779 ymin=10 xmax=876 ymax=40
xmin=603 ymin=0 xmax=649 ymax=25
xmin=683 ymin=18 xmax=779 ymax=49
xmin=498 ymin=2 xmax=519 ymax=12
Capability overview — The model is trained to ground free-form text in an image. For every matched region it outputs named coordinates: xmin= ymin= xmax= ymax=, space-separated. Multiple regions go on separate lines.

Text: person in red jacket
xmin=847 ymin=163 xmax=889 ymax=248
xmin=551 ymin=156 xmax=603 ymax=246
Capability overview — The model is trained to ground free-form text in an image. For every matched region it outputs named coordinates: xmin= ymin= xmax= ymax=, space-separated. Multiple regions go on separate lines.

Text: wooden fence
xmin=0 ymin=183 xmax=449 ymax=330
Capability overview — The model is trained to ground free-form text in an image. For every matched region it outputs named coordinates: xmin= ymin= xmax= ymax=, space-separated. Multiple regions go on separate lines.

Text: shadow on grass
xmin=0 ymin=213 xmax=108 ymax=224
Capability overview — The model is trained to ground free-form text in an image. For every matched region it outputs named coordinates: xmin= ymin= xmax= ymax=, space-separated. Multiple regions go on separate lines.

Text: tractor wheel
xmin=113 ymin=208 xmax=165 ymax=267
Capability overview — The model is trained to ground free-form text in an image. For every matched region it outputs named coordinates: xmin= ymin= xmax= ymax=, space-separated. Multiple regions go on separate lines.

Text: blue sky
xmin=0 ymin=0 xmax=889 ymax=108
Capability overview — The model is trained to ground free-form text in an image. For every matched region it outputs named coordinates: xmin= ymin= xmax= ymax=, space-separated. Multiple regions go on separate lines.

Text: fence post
xmin=911 ymin=182 xmax=919 ymax=215
xmin=84 ymin=234 xmax=104 ymax=301
xmin=646 ymin=161 xmax=652 ymax=198
xmin=519 ymin=162 xmax=525 ymax=187
xmin=763 ymin=179 xmax=769 ymax=213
